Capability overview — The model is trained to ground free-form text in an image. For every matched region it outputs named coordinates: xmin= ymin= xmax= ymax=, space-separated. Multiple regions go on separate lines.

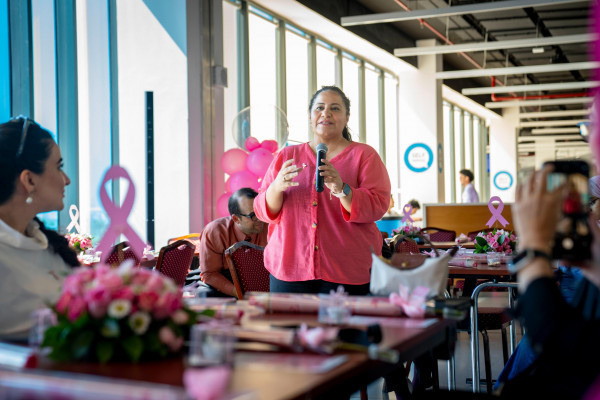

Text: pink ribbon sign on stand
xmin=65 ymin=204 xmax=81 ymax=234
xmin=94 ymin=166 xmax=147 ymax=264
xmin=401 ymin=203 xmax=414 ymax=224
xmin=486 ymin=196 xmax=509 ymax=228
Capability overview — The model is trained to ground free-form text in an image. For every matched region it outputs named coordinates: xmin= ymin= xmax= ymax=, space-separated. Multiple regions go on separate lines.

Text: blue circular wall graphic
xmin=404 ymin=143 xmax=433 ymax=173
xmin=493 ymin=171 xmax=513 ymax=190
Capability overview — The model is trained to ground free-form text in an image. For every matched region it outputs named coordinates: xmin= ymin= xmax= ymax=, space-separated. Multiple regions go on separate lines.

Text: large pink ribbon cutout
xmin=401 ymin=203 xmax=414 ymax=224
xmin=486 ymin=196 xmax=509 ymax=228
xmin=95 ymin=166 xmax=146 ymax=264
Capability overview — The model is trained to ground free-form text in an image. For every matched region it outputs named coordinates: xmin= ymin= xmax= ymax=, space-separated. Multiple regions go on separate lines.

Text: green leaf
xmin=122 ymin=336 xmax=144 ymax=362
xmin=71 ymin=330 xmax=95 ymax=360
xmin=498 ymin=234 xmax=505 ymax=245
xmin=96 ymin=341 xmax=115 ymax=363
xmin=198 ymin=309 xmax=215 ymax=318
xmin=475 ymin=237 xmax=487 ymax=247
xmin=144 ymin=332 xmax=162 ymax=353
xmin=41 ymin=325 xmax=62 ymax=347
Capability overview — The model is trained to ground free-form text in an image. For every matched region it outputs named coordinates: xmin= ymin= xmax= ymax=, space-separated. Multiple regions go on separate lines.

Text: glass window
xmin=32 ymin=0 xmax=58 ymax=229
xmin=464 ymin=111 xmax=472 ymax=169
xmin=223 ymin=1 xmax=239 ymax=152
xmin=115 ymin=0 xmax=189 ymax=248
xmin=384 ymin=74 xmax=398 ymax=193
xmin=249 ymin=11 xmax=276 ymax=119
xmin=76 ymin=0 xmax=113 ymax=242
xmin=0 ymin=0 xmax=9 ymax=121
xmin=316 ymin=42 xmax=336 ymax=90
xmin=342 ymin=55 xmax=360 ymax=141
xmin=454 ymin=107 xmax=463 ymax=200
xmin=364 ymin=65 xmax=380 ymax=153
xmin=285 ymin=27 xmax=309 ymax=144
xmin=443 ymin=102 xmax=452 ymax=203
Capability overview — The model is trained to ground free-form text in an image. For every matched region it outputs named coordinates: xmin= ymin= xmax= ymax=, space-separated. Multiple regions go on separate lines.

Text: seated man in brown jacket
xmin=199 ymin=188 xmax=268 ymax=297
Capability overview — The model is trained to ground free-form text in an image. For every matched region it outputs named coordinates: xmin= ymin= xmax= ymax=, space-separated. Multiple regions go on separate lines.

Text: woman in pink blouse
xmin=254 ymin=86 xmax=391 ymax=295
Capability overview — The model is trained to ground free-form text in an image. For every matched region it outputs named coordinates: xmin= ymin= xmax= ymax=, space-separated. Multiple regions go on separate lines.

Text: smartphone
xmin=544 ymin=160 xmax=592 ymax=262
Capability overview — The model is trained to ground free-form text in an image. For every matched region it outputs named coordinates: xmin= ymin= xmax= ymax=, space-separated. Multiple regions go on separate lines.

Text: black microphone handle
xmin=315 ymin=149 xmax=326 ymax=192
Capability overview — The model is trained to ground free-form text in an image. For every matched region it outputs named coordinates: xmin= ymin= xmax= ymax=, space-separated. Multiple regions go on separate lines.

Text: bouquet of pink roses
xmin=65 ymin=233 xmax=93 ymax=254
xmin=392 ymin=223 xmax=422 ymax=239
xmin=42 ymin=264 xmax=209 ymax=363
xmin=474 ymin=228 xmax=517 ymax=254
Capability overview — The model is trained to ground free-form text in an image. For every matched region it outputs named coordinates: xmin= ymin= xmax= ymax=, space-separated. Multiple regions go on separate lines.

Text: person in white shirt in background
xmin=0 ymin=117 xmax=78 ymax=342
xmin=459 ymin=169 xmax=480 ymax=203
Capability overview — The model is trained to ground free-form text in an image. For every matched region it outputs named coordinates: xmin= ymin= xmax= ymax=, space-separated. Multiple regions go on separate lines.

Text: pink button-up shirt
xmin=254 ymin=142 xmax=391 ymax=285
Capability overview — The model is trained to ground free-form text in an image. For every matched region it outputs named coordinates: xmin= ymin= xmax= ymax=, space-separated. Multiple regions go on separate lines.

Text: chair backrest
xmin=393 ymin=237 xmax=419 ymax=254
xmin=224 ymin=241 xmax=269 ymax=299
xmin=421 ymin=226 xmax=457 ymax=242
xmin=105 ymin=241 xmax=140 ymax=267
xmin=467 ymin=228 xmax=495 ymax=241
xmin=156 ymin=240 xmax=196 ymax=287
xmin=168 ymin=233 xmax=202 ymax=255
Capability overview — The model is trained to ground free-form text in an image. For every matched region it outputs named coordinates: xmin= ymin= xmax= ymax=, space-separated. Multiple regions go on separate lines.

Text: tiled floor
xmin=351 ymin=292 xmax=522 ymax=399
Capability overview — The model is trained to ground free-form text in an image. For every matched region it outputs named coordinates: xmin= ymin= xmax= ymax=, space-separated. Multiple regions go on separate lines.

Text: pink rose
xmin=158 ymin=325 xmax=176 ymax=346
xmin=172 ymin=309 xmax=189 ymax=324
xmin=67 ymin=297 xmax=87 ymax=322
xmin=96 ymin=271 xmax=123 ymax=292
xmin=138 ymin=291 xmax=159 ymax=311
xmin=55 ymin=292 xmax=72 ymax=314
xmin=145 ymin=274 xmax=165 ymax=294
xmin=154 ymin=292 xmax=181 ymax=319
xmin=111 ymin=286 xmax=135 ymax=301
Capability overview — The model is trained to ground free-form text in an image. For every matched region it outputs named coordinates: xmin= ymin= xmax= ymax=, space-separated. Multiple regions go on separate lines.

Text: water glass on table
xmin=189 ymin=322 xmax=236 ymax=367
xmin=486 ymin=251 xmax=502 ymax=266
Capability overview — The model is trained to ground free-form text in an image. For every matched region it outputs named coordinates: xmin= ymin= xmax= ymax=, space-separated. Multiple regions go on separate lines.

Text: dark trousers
xmin=269 ymin=274 xmax=370 ymax=296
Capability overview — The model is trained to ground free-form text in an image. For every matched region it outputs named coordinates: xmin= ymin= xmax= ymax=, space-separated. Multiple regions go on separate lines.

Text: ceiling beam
xmin=394 ymin=33 xmax=593 ymax=57
xmin=485 ymin=96 xmax=594 ymax=108
xmin=462 ymin=81 xmax=599 ymax=95
xmin=341 ymin=0 xmax=584 ymax=26
xmin=437 ymin=62 xmax=600 ymax=79
xmin=531 ymin=127 xmax=581 ymax=134
xmin=519 ymin=120 xmax=588 ymax=128
xmin=519 ymin=109 xmax=590 ymax=118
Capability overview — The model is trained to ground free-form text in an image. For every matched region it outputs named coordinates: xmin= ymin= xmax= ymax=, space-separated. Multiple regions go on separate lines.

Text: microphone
xmin=315 ymin=143 xmax=328 ymax=192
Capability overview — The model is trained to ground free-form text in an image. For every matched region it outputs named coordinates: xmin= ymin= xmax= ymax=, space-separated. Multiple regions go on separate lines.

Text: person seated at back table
xmin=0 ymin=117 xmax=79 ymax=341
xmin=199 ymin=188 xmax=267 ymax=298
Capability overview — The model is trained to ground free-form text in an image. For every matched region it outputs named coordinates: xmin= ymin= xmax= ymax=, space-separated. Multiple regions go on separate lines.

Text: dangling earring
xmin=26 ymin=194 xmax=33 ymax=205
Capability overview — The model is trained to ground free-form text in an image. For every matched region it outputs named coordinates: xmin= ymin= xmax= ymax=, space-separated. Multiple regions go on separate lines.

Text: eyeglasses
xmin=236 ymin=211 xmax=258 ymax=221
xmin=11 ymin=115 xmax=33 ymax=159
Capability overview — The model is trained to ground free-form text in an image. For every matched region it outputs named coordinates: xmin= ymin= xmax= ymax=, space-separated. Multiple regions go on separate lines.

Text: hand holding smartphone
xmin=544 ymin=160 xmax=592 ymax=263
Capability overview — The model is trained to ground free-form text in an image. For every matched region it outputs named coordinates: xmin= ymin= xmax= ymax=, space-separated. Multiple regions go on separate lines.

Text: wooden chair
xmin=105 ymin=241 xmax=140 ymax=267
xmin=168 ymin=232 xmax=202 ymax=271
xmin=467 ymin=228 xmax=495 ymax=241
xmin=224 ymin=241 xmax=269 ymax=299
xmin=156 ymin=240 xmax=196 ymax=287
xmin=421 ymin=226 xmax=456 ymax=242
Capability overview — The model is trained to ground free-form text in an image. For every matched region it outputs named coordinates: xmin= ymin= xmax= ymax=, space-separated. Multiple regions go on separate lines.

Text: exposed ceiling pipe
xmin=390 ymin=0 xmax=587 ymax=103
xmin=490 ymin=77 xmax=589 ymax=101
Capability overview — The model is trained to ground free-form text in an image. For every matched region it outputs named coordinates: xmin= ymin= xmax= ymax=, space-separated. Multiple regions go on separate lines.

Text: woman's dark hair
xmin=0 ymin=118 xmax=78 ymax=267
xmin=408 ymin=199 xmax=421 ymax=210
xmin=308 ymin=86 xmax=352 ymax=141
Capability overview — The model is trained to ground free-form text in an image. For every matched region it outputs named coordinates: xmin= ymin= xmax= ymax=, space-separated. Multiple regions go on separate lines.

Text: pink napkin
xmin=297 ymin=323 xmax=339 ymax=350
xmin=184 ymin=366 xmax=231 ymax=400
xmin=389 ymin=285 xmax=429 ymax=318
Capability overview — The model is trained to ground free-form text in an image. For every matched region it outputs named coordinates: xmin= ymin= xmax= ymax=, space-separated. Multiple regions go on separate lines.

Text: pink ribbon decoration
xmin=389 ymin=284 xmax=429 ymax=318
xmin=66 ymin=204 xmax=81 ymax=234
xmin=486 ymin=196 xmax=509 ymax=228
xmin=95 ymin=166 xmax=146 ymax=264
xmin=184 ymin=366 xmax=231 ymax=400
xmin=401 ymin=203 xmax=414 ymax=223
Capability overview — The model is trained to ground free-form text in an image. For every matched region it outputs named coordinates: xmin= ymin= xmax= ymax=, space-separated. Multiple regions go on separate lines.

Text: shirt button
xmin=312 ymin=222 xmax=317 ymax=228
xmin=312 ymin=201 xmax=317 ymax=206
xmin=314 ymin=245 xmax=319 ymax=251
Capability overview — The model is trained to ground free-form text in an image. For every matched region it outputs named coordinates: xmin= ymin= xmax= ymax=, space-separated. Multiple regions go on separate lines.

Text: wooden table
xmin=35 ymin=314 xmax=456 ymax=400
xmin=418 ymin=241 xmax=475 ymax=250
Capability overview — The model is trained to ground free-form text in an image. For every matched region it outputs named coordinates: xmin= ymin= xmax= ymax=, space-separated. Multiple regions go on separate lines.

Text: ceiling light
xmin=532 ymin=47 xmax=545 ymax=54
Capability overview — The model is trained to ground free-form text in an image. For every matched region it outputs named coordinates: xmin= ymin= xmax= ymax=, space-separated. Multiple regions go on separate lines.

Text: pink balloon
xmin=246 ymin=148 xmax=274 ymax=177
xmin=217 ymin=193 xmax=231 ymax=217
xmin=229 ymin=170 xmax=260 ymax=192
xmin=221 ymin=149 xmax=248 ymax=175
xmin=245 ymin=136 xmax=261 ymax=152
xmin=225 ymin=176 xmax=232 ymax=193
xmin=260 ymin=140 xmax=278 ymax=153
